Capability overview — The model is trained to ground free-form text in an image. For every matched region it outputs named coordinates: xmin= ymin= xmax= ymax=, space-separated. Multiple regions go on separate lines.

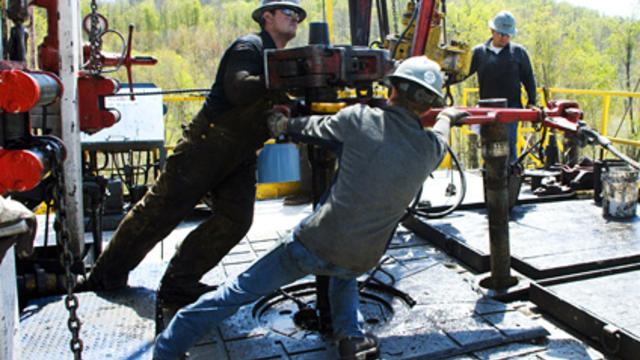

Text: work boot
xmin=74 ymin=274 xmax=128 ymax=293
xmin=283 ymin=192 xmax=313 ymax=206
xmin=338 ymin=334 xmax=380 ymax=360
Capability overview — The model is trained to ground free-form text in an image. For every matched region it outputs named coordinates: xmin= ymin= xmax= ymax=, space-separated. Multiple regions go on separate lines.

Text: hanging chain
xmin=87 ymin=0 xmax=103 ymax=74
xmin=51 ymin=160 xmax=84 ymax=359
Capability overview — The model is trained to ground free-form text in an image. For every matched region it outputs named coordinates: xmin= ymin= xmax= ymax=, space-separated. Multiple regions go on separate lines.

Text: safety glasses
xmin=278 ymin=8 xmax=300 ymax=21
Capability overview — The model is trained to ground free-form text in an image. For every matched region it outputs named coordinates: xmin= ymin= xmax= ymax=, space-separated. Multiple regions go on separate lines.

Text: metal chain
xmin=87 ymin=0 xmax=103 ymax=74
xmin=51 ymin=162 xmax=84 ymax=359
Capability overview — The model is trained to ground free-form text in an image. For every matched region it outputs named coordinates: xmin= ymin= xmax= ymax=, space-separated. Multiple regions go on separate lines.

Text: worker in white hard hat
xmin=152 ymin=56 xmax=470 ymax=360
xmin=81 ymin=0 xmax=306 ymax=313
xmin=467 ymin=10 xmax=537 ymax=164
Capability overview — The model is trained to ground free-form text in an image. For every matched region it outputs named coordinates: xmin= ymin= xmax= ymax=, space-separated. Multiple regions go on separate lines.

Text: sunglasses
xmin=278 ymin=8 xmax=300 ymax=20
xmin=495 ymin=31 xmax=511 ymax=38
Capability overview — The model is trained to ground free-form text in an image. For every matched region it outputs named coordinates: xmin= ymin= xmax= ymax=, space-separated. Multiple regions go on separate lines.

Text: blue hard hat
xmin=252 ymin=0 xmax=307 ymax=23
xmin=489 ymin=11 xmax=517 ymax=35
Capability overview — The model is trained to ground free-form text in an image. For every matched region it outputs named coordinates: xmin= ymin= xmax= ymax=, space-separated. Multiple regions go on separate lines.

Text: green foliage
xmin=138 ymin=0 xmax=160 ymax=32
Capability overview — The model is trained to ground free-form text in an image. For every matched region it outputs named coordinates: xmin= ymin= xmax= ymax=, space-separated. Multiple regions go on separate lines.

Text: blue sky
xmin=557 ymin=0 xmax=639 ymax=18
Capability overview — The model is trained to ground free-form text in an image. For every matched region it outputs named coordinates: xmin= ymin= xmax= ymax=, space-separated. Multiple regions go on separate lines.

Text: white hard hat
xmin=388 ymin=56 xmax=445 ymax=100
xmin=252 ymin=0 xmax=307 ymax=23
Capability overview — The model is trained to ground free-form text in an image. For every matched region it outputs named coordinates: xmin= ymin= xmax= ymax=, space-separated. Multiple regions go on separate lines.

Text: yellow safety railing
xmin=163 ymin=95 xmax=206 ymax=102
xmin=163 ymin=87 xmax=640 ymax=170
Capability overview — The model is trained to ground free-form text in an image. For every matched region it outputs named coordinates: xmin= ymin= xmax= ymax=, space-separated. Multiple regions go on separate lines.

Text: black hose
xmin=515 ymin=124 xmax=547 ymax=165
xmin=409 ymin=143 xmax=467 ymax=219
xmin=578 ymin=127 xmax=640 ymax=170
xmin=391 ymin=1 xmax=419 ymax=59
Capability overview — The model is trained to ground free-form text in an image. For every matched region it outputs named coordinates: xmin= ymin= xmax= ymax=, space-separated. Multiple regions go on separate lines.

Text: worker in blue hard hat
xmin=152 ymin=55 xmax=470 ymax=360
xmin=79 ymin=0 xmax=306 ymax=313
xmin=466 ymin=10 xmax=537 ymax=164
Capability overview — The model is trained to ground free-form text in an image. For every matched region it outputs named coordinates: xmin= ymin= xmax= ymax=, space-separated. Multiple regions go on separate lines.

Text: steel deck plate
xmin=19 ymin=197 xmax=606 ymax=359
xmin=405 ymin=199 xmax=640 ymax=278
xmin=19 ymin=226 xmax=549 ymax=360
xmin=530 ymin=265 xmax=640 ymax=360
xmin=20 ymin=287 xmax=156 ymax=359
xmin=186 ymin=236 xmax=550 ymax=360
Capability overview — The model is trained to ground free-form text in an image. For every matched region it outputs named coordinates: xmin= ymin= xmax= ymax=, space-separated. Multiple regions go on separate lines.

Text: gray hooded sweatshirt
xmin=287 ymin=103 xmax=448 ymax=273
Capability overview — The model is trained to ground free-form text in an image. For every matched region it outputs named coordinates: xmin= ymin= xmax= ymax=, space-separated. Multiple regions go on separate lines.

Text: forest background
xmin=30 ymin=0 xmax=640 ymax=164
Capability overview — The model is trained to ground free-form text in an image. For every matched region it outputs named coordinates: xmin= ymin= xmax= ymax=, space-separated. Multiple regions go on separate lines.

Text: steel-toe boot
xmin=338 ymin=334 xmax=379 ymax=360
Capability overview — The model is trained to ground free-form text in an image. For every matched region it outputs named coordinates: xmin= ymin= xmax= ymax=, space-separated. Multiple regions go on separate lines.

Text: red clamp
xmin=77 ymin=74 xmax=121 ymax=134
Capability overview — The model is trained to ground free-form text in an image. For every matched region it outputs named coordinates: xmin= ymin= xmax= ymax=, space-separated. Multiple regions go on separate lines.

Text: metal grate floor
xmin=20 ymin=173 xmax=608 ymax=359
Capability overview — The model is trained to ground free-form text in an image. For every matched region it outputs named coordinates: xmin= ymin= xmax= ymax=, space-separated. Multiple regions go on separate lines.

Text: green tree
xmin=138 ymin=0 xmax=160 ymax=33
xmin=606 ymin=17 xmax=640 ymax=137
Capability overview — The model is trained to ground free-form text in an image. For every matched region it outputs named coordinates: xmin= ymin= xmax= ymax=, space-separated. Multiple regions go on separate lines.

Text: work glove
xmin=264 ymin=107 xmax=290 ymax=138
xmin=0 ymin=195 xmax=36 ymax=260
xmin=437 ymin=108 xmax=471 ymax=127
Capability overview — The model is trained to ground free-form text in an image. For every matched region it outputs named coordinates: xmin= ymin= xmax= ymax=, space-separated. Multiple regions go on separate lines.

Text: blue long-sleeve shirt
xmin=468 ymin=39 xmax=536 ymax=108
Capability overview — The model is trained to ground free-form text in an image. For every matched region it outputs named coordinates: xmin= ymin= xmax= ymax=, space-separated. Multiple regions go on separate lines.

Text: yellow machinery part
xmin=311 ymin=102 xmax=347 ymax=114
xmin=256 ymin=181 xmax=301 ymax=200
xmin=384 ymin=0 xmax=472 ymax=84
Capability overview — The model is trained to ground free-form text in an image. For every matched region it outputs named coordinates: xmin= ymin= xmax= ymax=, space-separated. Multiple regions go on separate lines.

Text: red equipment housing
xmin=0 ymin=69 xmax=62 ymax=113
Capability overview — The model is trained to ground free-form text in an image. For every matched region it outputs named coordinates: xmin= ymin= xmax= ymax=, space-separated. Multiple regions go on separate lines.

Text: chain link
xmin=51 ymin=162 xmax=84 ymax=360
xmin=87 ymin=0 xmax=103 ymax=74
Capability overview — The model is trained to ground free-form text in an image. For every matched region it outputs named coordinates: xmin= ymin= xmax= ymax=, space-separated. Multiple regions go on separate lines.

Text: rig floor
xmin=18 ymin=169 xmax=636 ymax=359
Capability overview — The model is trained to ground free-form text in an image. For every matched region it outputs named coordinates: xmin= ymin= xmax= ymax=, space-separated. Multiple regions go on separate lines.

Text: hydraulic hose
xmin=391 ymin=2 xmax=419 ymax=59
xmin=581 ymin=128 xmax=640 ymax=170
xmin=409 ymin=143 xmax=467 ymax=219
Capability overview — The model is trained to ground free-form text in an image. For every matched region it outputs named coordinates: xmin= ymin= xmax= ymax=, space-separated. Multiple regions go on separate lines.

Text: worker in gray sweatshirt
xmin=152 ymin=56 xmax=470 ymax=360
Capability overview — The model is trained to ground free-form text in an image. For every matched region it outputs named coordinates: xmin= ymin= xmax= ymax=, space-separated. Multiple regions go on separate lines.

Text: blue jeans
xmin=153 ymin=235 xmax=364 ymax=360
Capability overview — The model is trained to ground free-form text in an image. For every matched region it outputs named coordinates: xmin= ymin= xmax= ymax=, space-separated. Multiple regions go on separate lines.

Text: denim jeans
xmin=153 ymin=235 xmax=364 ymax=360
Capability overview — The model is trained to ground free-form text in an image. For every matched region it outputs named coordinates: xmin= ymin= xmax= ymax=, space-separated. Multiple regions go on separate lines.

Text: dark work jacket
xmin=203 ymin=30 xmax=275 ymax=119
xmin=188 ymin=30 xmax=279 ymax=150
xmin=468 ymin=39 xmax=536 ymax=108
